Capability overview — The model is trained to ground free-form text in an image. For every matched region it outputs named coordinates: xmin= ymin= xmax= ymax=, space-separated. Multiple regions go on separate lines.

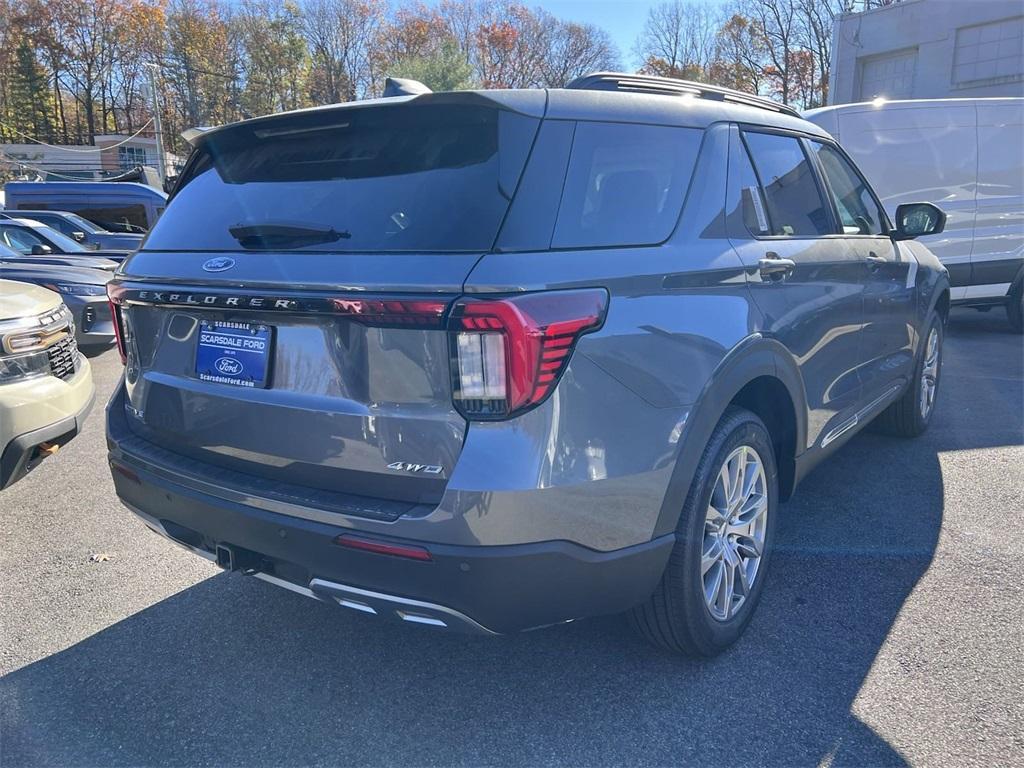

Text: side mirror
xmin=72 ymin=231 xmax=86 ymax=242
xmin=892 ymin=202 xmax=946 ymax=241
xmin=30 ymin=244 xmax=53 ymax=255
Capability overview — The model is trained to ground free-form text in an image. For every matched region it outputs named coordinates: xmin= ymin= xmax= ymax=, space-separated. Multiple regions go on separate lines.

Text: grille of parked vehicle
xmin=0 ymin=304 xmax=79 ymax=384
xmin=46 ymin=334 xmax=79 ymax=380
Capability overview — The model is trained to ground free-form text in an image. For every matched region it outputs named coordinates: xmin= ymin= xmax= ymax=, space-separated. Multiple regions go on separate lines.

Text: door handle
xmin=758 ymin=252 xmax=796 ymax=281
xmin=866 ymin=253 xmax=886 ymax=272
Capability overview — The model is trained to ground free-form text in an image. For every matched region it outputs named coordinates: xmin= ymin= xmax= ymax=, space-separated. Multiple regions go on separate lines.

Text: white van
xmin=805 ymin=98 xmax=1024 ymax=332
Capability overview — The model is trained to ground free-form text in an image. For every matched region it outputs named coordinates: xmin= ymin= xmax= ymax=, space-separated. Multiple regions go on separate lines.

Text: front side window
xmin=0 ymin=226 xmax=46 ymax=253
xmin=743 ymin=131 xmax=833 ymax=237
xmin=26 ymin=224 xmax=88 ymax=253
xmin=552 ymin=122 xmax=703 ymax=249
xmin=57 ymin=212 xmax=102 ymax=234
xmin=811 ymin=142 xmax=886 ymax=236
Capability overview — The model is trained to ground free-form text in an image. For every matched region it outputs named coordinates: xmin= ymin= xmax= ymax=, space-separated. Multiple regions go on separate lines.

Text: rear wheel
xmin=629 ymin=407 xmax=778 ymax=656
xmin=1007 ymin=284 xmax=1024 ymax=333
xmin=875 ymin=314 xmax=943 ymax=437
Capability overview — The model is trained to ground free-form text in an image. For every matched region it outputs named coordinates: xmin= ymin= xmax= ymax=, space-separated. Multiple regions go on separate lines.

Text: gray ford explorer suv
xmin=106 ymin=74 xmax=950 ymax=655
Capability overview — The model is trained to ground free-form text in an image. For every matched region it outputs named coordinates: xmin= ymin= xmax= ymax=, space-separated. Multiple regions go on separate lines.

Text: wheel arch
xmin=652 ymin=334 xmax=808 ymax=538
xmin=1010 ymin=262 xmax=1024 ymax=296
xmin=932 ymin=283 xmax=951 ymax=325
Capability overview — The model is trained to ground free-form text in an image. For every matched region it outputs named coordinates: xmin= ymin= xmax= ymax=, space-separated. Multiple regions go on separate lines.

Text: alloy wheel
xmin=702 ymin=445 xmax=769 ymax=622
xmin=919 ymin=326 xmax=940 ymax=419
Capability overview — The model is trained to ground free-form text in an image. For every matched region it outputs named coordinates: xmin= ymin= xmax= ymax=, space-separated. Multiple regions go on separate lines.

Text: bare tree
xmin=47 ymin=0 xmax=130 ymax=142
xmin=377 ymin=3 xmax=451 ymax=66
xmin=540 ymin=16 xmax=619 ymax=86
xmin=475 ymin=3 xmax=549 ymax=88
xmin=743 ymin=0 xmax=800 ymax=104
xmin=235 ymin=0 xmax=308 ymax=114
xmin=794 ymin=0 xmax=846 ymax=106
xmin=438 ymin=0 xmax=492 ymax=68
xmin=164 ymin=0 xmax=241 ymax=130
xmin=634 ymin=1 xmax=722 ymax=80
xmin=711 ymin=12 xmax=768 ymax=93
xmin=301 ymin=0 xmax=386 ymax=102
xmin=4 ymin=0 xmax=634 ymax=156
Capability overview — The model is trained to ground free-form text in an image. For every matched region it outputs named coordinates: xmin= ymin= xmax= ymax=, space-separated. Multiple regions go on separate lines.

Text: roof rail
xmin=564 ymin=72 xmax=801 ymax=119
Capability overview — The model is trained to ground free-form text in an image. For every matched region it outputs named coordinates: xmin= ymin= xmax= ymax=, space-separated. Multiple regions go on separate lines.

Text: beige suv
xmin=1 ymin=280 xmax=95 ymax=489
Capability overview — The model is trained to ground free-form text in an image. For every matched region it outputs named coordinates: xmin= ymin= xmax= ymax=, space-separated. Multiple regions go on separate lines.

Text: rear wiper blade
xmin=228 ymin=223 xmax=351 ymax=249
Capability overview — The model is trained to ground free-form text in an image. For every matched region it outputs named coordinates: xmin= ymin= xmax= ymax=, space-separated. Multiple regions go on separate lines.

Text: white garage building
xmin=830 ymin=0 xmax=1024 ymax=104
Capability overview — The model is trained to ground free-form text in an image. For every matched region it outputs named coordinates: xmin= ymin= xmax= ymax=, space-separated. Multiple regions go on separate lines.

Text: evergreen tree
xmin=7 ymin=39 xmax=55 ymax=142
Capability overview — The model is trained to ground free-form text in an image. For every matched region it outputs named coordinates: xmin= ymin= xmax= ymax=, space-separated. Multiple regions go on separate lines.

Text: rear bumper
xmin=108 ymin=446 xmax=674 ymax=634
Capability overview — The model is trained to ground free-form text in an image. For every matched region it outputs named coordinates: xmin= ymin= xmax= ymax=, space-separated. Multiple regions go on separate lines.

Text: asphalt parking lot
xmin=1 ymin=308 xmax=1022 ymax=767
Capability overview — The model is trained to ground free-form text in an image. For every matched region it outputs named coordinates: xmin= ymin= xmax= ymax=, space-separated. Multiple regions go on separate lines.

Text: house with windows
xmin=0 ymin=134 xmax=179 ymax=182
xmin=829 ymin=0 xmax=1024 ymax=103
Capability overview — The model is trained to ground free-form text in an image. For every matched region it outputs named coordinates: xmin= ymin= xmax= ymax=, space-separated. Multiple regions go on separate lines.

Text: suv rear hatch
xmin=111 ymin=93 xmax=544 ymax=519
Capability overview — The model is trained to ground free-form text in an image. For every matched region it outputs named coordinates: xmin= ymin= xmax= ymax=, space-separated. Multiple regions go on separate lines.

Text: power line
xmin=0 ymin=151 xmax=110 ymax=180
xmin=0 ymin=119 xmax=155 ymax=152
xmin=0 ymin=161 xmax=137 ymax=168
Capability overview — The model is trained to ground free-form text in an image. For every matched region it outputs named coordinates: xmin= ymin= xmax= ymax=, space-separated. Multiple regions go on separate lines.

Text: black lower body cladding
xmin=109 ymin=454 xmax=674 ymax=633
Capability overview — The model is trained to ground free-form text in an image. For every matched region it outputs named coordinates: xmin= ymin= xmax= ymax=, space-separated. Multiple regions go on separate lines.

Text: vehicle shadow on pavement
xmin=1 ymin=310 xmax=1015 ymax=767
xmin=81 ymin=343 xmax=121 ymax=361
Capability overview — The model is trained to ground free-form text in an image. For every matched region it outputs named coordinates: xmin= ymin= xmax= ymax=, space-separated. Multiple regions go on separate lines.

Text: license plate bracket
xmin=195 ymin=320 xmax=273 ymax=389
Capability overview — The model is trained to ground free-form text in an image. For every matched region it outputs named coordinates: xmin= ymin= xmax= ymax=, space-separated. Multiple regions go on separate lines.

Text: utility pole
xmin=145 ymin=62 xmax=167 ymax=183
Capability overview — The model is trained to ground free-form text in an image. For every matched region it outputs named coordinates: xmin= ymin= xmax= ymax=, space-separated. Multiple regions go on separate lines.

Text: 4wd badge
xmin=387 ymin=461 xmax=443 ymax=475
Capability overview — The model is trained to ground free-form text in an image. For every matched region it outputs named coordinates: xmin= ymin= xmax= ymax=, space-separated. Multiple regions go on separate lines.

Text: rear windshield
xmin=146 ymin=103 xmax=539 ymax=253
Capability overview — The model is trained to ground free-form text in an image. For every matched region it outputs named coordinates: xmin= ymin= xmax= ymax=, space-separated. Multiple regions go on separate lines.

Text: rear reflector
xmin=449 ymin=288 xmax=607 ymax=419
xmin=331 ymin=298 xmax=448 ymax=328
xmin=333 ymin=534 xmax=433 ymax=561
xmin=110 ymin=461 xmax=141 ymax=484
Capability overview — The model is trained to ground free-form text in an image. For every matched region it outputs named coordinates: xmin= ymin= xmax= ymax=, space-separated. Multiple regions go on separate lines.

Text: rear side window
xmin=18 ymin=214 xmax=62 ymax=234
xmin=810 ymin=142 xmax=886 ymax=235
xmin=743 ymin=132 xmax=833 ymax=237
xmin=552 ymin=122 xmax=703 ymax=248
xmin=148 ymin=104 xmax=539 ymax=253
xmin=64 ymin=203 xmax=148 ymax=233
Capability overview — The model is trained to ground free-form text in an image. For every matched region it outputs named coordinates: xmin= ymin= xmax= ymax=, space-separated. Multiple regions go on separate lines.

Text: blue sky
xmin=534 ymin=0 xmax=731 ymax=68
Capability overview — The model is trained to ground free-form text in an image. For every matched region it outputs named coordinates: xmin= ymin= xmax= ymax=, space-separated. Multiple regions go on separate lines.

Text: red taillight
xmin=333 ymin=534 xmax=432 ymax=561
xmin=106 ymin=283 xmax=127 ymax=365
xmin=449 ymin=289 xmax=607 ymax=419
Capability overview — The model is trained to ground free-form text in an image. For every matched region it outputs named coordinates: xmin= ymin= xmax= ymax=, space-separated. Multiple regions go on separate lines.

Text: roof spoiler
xmin=383 ymin=77 xmax=432 ymax=98
xmin=181 ymin=126 xmax=214 ymax=146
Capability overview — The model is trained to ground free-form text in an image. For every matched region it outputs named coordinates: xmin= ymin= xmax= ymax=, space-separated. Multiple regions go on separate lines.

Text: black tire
xmin=1007 ymin=283 xmax=1024 ymax=334
xmin=629 ymin=406 xmax=778 ymax=656
xmin=874 ymin=313 xmax=944 ymax=437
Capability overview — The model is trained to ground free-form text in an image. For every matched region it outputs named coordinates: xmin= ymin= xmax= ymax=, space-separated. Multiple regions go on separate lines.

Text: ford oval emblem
xmin=203 ymin=257 xmax=235 ymax=272
xmin=215 ymin=357 xmax=244 ymax=376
